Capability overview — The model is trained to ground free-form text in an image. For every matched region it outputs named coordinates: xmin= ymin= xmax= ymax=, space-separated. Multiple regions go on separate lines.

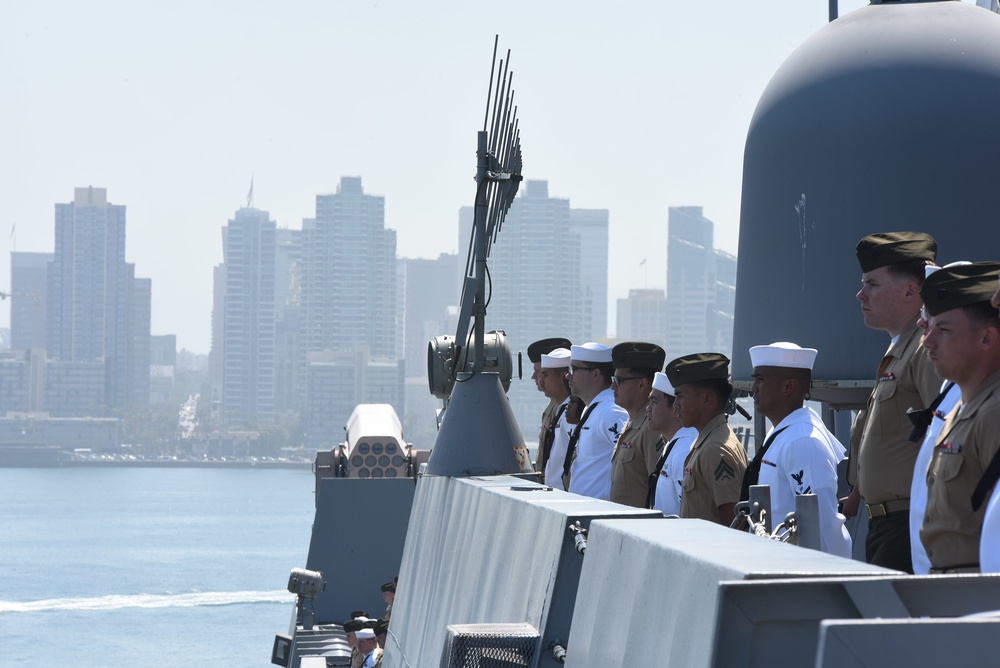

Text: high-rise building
xmin=218 ymin=207 xmax=276 ymax=426
xmin=302 ymin=349 xmax=404 ymax=450
xmin=126 ymin=265 xmax=151 ymax=409
xmin=300 ymin=177 xmax=397 ymax=362
xmin=149 ymin=334 xmax=176 ymax=405
xmin=49 ymin=187 xmax=131 ymax=412
xmin=9 ymin=251 xmax=51 ymax=351
xmin=274 ymin=228 xmax=302 ymax=417
xmin=399 ymin=253 xmax=459 ymax=444
xmin=569 ymin=208 xmax=610 ymax=340
xmin=617 ymin=289 xmax=669 ymax=349
xmin=665 ymin=206 xmax=736 ymax=361
xmin=400 ymin=253 xmax=459 ymax=378
xmin=458 ymin=180 xmax=608 ymax=440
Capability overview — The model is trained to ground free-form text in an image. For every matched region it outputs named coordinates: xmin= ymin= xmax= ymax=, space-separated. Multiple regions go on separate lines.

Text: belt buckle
xmin=866 ymin=503 xmax=886 ymax=519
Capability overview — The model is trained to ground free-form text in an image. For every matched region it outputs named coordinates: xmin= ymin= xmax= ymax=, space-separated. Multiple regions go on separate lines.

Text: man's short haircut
xmin=964 ymin=300 xmax=1000 ymax=331
xmin=594 ymin=361 xmax=615 ymax=384
xmin=688 ymin=378 xmax=734 ymax=409
xmin=630 ymin=366 xmax=657 ymax=383
xmin=886 ymin=258 xmax=934 ymax=286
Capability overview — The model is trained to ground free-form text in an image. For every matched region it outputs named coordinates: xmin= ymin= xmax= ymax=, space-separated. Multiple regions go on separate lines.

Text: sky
xmin=0 ymin=0 xmax=880 ymax=354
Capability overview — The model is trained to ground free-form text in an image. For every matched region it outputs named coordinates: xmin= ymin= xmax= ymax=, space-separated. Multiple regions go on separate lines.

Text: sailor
xmin=527 ymin=337 xmax=573 ymax=482
xmin=356 ymin=627 xmax=383 ymax=668
xmin=539 ymin=348 xmax=573 ymax=491
xmin=743 ymin=342 xmax=852 ymax=557
xmin=908 ymin=263 xmax=967 ymax=574
xmin=982 ymin=274 xmax=1000 ymax=573
xmin=666 ymin=353 xmax=748 ymax=525
xmin=842 ymin=231 xmax=939 ymax=573
xmin=918 ymin=262 xmax=1000 ymax=573
xmin=645 ymin=371 xmax=697 ymax=516
xmin=380 ymin=580 xmax=395 ymax=620
xmin=343 ymin=617 xmax=366 ymax=668
xmin=608 ymin=342 xmax=666 ymax=507
xmin=567 ymin=342 xmax=628 ymax=500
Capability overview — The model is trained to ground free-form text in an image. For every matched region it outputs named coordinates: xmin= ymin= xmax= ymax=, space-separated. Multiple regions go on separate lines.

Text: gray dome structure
xmin=733 ymin=0 xmax=1000 ymax=394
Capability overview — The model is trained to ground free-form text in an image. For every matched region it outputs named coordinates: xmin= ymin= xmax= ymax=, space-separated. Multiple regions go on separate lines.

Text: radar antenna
xmin=424 ymin=37 xmax=530 ymax=477
xmin=454 ymin=35 xmax=523 ymax=374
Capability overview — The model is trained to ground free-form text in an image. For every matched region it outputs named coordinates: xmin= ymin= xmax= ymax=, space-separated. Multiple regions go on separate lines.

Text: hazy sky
xmin=1 ymin=1 xmax=880 ymax=354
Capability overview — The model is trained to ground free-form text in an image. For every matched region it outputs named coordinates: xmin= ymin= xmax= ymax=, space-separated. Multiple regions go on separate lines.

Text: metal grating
xmin=440 ymin=623 xmax=538 ymax=668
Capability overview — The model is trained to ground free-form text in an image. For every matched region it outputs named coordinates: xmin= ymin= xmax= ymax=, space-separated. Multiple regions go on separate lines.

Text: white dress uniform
xmin=756 ymin=406 xmax=852 ymax=558
xmin=544 ymin=397 xmax=572 ymax=491
xmin=569 ymin=387 xmax=628 ymax=500
xmin=909 ymin=381 xmax=961 ymax=574
xmin=652 ymin=427 xmax=698 ymax=516
xmin=981 ymin=487 xmax=1000 ymax=573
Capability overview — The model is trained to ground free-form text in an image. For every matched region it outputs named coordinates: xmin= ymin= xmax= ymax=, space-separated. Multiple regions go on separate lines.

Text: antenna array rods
xmin=480 ymin=40 xmax=523 ymax=259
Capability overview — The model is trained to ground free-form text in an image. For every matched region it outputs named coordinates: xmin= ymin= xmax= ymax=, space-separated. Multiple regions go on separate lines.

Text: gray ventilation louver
xmin=439 ymin=623 xmax=538 ymax=668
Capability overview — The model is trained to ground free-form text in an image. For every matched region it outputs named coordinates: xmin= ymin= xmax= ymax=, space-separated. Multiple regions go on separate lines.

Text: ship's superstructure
xmin=276 ymin=6 xmax=1000 ymax=667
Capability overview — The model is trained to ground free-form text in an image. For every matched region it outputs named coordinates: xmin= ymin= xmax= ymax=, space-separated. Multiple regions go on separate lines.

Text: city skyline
xmin=0 ymin=0 xmax=876 ymax=353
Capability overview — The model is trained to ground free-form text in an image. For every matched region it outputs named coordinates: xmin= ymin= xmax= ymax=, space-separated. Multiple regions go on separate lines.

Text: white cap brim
xmin=749 ymin=342 xmax=817 ymax=370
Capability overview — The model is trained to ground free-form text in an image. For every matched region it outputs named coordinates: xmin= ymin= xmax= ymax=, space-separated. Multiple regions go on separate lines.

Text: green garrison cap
xmin=665 ymin=352 xmax=730 ymax=387
xmin=611 ymin=341 xmax=666 ymax=371
xmin=856 ymin=232 xmax=937 ymax=273
xmin=527 ymin=337 xmax=572 ymax=363
xmin=920 ymin=261 xmax=1000 ymax=317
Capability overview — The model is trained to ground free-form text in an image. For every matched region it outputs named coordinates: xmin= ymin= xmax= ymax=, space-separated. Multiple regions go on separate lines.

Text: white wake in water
xmin=0 ymin=589 xmax=294 ymax=613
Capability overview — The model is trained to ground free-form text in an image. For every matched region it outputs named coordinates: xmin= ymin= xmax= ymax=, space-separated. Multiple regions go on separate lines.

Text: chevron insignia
xmin=714 ymin=458 xmax=736 ymax=482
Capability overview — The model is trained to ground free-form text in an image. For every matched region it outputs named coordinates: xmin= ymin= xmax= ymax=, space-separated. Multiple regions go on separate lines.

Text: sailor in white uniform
xmin=540 ymin=348 xmax=573 ymax=491
xmin=979 ymin=271 xmax=1000 ymax=573
xmin=745 ymin=342 xmax=852 ymax=558
xmin=645 ymin=371 xmax=697 ymax=516
xmin=567 ymin=342 xmax=628 ymax=501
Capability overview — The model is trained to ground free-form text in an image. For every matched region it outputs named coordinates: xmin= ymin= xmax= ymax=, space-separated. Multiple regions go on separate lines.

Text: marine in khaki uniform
xmin=842 ymin=231 xmax=940 ymax=573
xmin=609 ymin=342 xmax=666 ymax=508
xmin=527 ymin=337 xmax=572 ymax=483
xmin=666 ymin=353 xmax=748 ymax=526
xmin=918 ymin=262 xmax=1000 ymax=573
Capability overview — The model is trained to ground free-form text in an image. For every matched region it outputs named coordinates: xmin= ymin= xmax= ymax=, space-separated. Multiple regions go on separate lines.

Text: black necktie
xmin=972 ymin=446 xmax=1000 ymax=512
xmin=563 ymin=401 xmax=599 ymax=479
xmin=645 ymin=435 xmax=672 ymax=509
xmin=739 ymin=426 xmax=789 ymax=502
xmin=541 ymin=402 xmax=569 ymax=469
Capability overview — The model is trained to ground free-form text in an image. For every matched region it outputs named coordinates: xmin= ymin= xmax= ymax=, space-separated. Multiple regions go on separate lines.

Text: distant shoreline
xmin=0 ymin=459 xmax=313 ymax=470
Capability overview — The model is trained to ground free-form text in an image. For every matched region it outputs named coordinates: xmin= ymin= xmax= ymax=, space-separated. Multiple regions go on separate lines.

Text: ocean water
xmin=0 ymin=467 xmax=315 ymax=667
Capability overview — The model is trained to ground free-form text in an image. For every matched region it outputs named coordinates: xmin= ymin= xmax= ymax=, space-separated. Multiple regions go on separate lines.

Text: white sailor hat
xmin=749 ymin=342 xmax=818 ymax=370
xmin=571 ymin=342 xmax=613 ymax=364
xmin=925 ymin=260 xmax=971 ymax=279
xmin=541 ymin=348 xmax=571 ymax=368
xmin=356 ymin=628 xmax=376 ymax=640
xmin=651 ymin=372 xmax=675 ymax=397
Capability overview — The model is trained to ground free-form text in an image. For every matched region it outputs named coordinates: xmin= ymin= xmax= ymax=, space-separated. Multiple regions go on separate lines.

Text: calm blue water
xmin=0 ymin=467 xmax=315 ymax=667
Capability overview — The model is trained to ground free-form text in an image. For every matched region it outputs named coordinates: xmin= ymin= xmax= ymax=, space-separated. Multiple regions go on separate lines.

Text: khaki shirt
xmin=680 ymin=413 xmax=748 ymax=524
xmin=610 ymin=404 xmax=663 ymax=508
xmin=852 ymin=317 xmax=940 ymax=503
xmin=920 ymin=368 xmax=1000 ymax=571
xmin=536 ymin=397 xmax=559 ymax=483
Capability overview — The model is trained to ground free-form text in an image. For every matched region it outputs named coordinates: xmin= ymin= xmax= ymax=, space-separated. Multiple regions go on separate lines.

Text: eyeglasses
xmin=568 ymin=365 xmax=595 ymax=375
xmin=611 ymin=376 xmax=644 ymax=388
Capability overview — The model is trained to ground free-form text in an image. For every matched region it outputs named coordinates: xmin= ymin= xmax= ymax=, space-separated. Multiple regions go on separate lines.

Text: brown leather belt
xmin=865 ymin=499 xmax=910 ymax=518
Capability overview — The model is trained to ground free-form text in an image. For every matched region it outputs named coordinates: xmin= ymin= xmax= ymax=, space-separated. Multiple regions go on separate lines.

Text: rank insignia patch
xmin=714 ymin=459 xmax=736 ymax=481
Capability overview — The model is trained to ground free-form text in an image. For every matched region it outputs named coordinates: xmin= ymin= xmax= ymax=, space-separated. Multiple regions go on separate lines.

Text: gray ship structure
xmin=274 ymin=4 xmax=1000 ymax=666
